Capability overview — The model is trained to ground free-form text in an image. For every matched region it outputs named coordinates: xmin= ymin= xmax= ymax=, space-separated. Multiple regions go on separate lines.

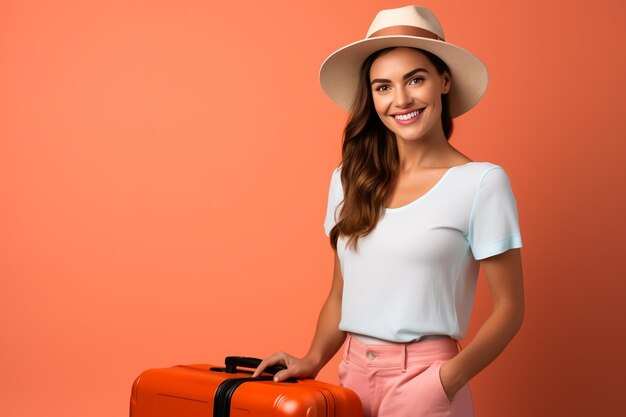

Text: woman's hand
xmin=251 ymin=351 xmax=320 ymax=382
xmin=439 ymin=361 xmax=463 ymax=403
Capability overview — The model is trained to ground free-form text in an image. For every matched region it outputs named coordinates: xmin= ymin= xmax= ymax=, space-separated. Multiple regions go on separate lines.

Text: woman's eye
xmin=410 ymin=77 xmax=424 ymax=85
xmin=375 ymin=85 xmax=390 ymax=92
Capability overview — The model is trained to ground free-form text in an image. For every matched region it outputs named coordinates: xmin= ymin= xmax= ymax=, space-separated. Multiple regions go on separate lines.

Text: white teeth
xmin=394 ymin=109 xmax=421 ymax=121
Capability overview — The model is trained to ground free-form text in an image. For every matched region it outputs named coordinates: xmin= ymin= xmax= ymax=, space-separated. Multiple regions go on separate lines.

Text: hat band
xmin=368 ymin=25 xmax=444 ymax=41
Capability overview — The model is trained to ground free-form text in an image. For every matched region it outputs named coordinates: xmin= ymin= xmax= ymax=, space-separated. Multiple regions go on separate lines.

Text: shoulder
xmin=330 ymin=166 xmax=343 ymax=189
xmin=448 ymin=162 xmax=518 ymax=200
xmin=457 ymin=161 xmax=512 ymax=182
xmin=464 ymin=163 xmax=519 ymax=206
xmin=458 ymin=161 xmax=502 ymax=173
xmin=326 ymin=166 xmax=344 ymax=200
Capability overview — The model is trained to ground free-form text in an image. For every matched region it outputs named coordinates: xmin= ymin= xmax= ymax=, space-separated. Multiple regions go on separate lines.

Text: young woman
xmin=252 ymin=5 xmax=524 ymax=417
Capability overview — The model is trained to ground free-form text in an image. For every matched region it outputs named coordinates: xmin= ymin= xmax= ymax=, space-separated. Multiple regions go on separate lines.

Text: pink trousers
xmin=338 ymin=334 xmax=474 ymax=417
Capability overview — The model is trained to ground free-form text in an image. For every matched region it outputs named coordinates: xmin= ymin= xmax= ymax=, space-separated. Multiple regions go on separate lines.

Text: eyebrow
xmin=370 ymin=67 xmax=429 ymax=85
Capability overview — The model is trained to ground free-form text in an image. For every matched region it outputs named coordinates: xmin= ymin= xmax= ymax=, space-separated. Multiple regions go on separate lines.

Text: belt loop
xmin=344 ymin=333 xmax=352 ymax=363
xmin=401 ymin=343 xmax=407 ymax=373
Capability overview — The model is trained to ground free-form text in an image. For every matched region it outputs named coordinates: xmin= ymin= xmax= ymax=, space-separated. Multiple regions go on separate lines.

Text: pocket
xmin=433 ymin=360 xmax=454 ymax=406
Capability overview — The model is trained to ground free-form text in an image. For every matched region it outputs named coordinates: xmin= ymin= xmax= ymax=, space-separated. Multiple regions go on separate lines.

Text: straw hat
xmin=319 ymin=5 xmax=489 ymax=118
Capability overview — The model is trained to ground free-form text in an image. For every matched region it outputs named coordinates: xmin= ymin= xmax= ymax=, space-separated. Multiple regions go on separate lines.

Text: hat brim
xmin=319 ymin=36 xmax=489 ymax=118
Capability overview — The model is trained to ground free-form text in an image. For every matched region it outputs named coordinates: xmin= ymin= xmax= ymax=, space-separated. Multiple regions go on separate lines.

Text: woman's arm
xmin=439 ymin=248 xmax=525 ymax=401
xmin=252 ymin=250 xmax=346 ymax=381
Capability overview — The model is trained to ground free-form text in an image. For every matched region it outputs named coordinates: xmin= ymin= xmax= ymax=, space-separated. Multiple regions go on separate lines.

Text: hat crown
xmin=366 ymin=5 xmax=445 ymax=40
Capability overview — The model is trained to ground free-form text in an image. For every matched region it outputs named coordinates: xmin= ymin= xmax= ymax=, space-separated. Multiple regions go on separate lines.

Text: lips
xmin=392 ymin=107 xmax=425 ymax=122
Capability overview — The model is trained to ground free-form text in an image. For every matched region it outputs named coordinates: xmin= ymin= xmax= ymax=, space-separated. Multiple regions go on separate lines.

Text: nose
xmin=393 ymin=86 xmax=413 ymax=108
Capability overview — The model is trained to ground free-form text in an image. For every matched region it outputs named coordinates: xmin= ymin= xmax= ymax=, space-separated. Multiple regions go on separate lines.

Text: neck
xmin=394 ymin=129 xmax=452 ymax=173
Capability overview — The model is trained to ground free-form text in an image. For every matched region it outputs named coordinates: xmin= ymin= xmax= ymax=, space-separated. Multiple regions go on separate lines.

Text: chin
xmin=392 ymin=129 xmax=426 ymax=142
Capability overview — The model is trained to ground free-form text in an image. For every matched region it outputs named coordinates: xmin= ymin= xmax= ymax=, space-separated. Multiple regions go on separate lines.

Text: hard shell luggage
xmin=130 ymin=356 xmax=364 ymax=417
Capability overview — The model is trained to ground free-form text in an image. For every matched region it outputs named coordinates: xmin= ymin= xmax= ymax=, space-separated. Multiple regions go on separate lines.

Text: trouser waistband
xmin=343 ymin=333 xmax=461 ymax=373
xmin=350 ymin=332 xmax=451 ymax=344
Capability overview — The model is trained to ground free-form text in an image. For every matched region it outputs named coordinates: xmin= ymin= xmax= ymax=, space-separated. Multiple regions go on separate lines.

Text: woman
xmin=252 ymin=5 xmax=524 ymax=417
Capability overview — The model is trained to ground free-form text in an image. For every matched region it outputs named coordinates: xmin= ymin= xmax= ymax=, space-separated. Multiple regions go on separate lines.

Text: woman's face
xmin=369 ymin=47 xmax=450 ymax=142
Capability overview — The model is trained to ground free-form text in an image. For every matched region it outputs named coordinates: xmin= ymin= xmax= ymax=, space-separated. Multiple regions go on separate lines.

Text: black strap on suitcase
xmin=212 ymin=356 xmax=295 ymax=417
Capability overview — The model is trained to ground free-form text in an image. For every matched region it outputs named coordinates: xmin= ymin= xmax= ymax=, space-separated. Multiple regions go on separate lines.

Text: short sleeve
xmin=467 ymin=166 xmax=523 ymax=260
xmin=323 ymin=168 xmax=343 ymax=237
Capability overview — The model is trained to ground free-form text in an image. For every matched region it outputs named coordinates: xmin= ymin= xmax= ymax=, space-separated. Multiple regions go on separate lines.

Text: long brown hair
xmin=329 ymin=47 xmax=453 ymax=251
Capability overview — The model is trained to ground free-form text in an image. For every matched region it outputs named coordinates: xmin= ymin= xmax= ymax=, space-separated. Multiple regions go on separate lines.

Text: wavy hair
xmin=329 ymin=47 xmax=453 ymax=251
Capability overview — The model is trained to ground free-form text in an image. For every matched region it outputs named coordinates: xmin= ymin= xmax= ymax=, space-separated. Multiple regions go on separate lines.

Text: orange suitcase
xmin=130 ymin=356 xmax=364 ymax=417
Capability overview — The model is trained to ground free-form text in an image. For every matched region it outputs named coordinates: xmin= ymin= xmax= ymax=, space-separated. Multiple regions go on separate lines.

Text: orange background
xmin=1 ymin=1 xmax=625 ymax=416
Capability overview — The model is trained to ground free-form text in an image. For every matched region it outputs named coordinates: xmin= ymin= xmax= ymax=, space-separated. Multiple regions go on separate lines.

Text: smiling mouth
xmin=393 ymin=108 xmax=425 ymax=121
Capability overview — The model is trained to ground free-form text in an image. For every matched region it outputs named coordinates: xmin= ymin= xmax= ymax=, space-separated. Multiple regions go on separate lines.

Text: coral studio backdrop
xmin=1 ymin=1 xmax=624 ymax=416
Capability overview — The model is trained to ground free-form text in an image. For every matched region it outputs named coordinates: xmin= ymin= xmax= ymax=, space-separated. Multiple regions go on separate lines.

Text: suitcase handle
xmin=224 ymin=356 xmax=287 ymax=375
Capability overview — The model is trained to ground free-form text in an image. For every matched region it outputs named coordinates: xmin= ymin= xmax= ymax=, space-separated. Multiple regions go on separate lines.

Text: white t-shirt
xmin=323 ymin=161 xmax=523 ymax=342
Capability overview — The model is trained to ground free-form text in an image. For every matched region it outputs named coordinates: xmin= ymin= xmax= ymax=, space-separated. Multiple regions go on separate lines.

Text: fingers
xmin=251 ymin=352 xmax=287 ymax=378
xmin=250 ymin=352 xmax=316 ymax=381
xmin=272 ymin=369 xmax=291 ymax=382
xmin=250 ymin=358 xmax=268 ymax=378
xmin=270 ymin=355 xmax=311 ymax=382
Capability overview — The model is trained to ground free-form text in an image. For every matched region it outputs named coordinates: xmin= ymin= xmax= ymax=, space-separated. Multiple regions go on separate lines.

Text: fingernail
xmin=273 ymin=376 xmax=278 ymax=382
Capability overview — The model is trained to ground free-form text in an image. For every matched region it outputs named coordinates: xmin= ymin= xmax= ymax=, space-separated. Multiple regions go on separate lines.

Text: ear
xmin=442 ymin=73 xmax=451 ymax=94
